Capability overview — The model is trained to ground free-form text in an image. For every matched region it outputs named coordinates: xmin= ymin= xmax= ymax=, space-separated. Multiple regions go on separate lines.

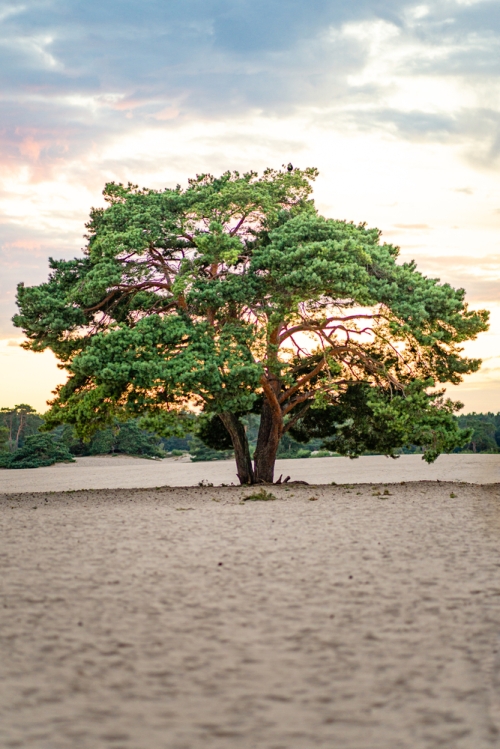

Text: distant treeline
xmin=456 ymin=412 xmax=500 ymax=453
xmin=0 ymin=406 xmax=322 ymax=466
xmin=1 ymin=405 xmax=499 ymax=469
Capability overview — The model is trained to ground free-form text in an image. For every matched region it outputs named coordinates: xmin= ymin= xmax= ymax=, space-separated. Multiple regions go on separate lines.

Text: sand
xmin=1 ymin=481 xmax=500 ymax=749
xmin=0 ymin=453 xmax=499 ymax=493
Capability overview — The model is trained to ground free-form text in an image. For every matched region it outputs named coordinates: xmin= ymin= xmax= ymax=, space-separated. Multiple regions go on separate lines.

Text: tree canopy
xmin=0 ymin=426 xmax=8 ymax=453
xmin=456 ymin=412 xmax=499 ymax=453
xmin=14 ymin=167 xmax=489 ymax=483
xmin=0 ymin=404 xmax=43 ymax=452
xmin=0 ymin=433 xmax=74 ymax=469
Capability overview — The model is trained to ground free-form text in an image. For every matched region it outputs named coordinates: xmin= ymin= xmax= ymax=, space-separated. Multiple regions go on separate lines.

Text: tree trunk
xmin=219 ymin=412 xmax=254 ymax=485
xmin=15 ymin=412 xmax=25 ymax=450
xmin=253 ymin=399 xmax=282 ymax=483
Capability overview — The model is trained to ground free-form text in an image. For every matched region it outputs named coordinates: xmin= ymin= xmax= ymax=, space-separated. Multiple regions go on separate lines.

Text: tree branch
xmin=282 ymin=402 xmax=311 ymax=433
xmin=279 ymin=358 xmax=326 ymax=404
xmin=229 ymin=212 xmax=250 ymax=236
xmin=279 ymin=313 xmax=386 ymax=344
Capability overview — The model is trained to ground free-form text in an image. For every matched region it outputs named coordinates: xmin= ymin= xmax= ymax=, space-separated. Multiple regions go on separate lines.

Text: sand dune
xmin=0 ymin=453 xmax=499 ymax=493
xmin=1 ymin=482 xmax=500 ymax=748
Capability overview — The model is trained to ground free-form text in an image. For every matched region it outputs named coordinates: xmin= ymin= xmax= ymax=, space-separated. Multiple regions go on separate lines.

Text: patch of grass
xmin=242 ymin=489 xmax=277 ymax=502
xmin=450 ymin=492 xmax=457 ymax=498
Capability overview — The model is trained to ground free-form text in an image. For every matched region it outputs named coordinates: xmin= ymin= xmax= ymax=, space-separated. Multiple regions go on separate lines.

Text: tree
xmin=456 ymin=413 xmax=498 ymax=453
xmin=0 ymin=426 xmax=8 ymax=453
xmin=0 ymin=404 xmax=43 ymax=452
xmin=0 ymin=434 xmax=75 ymax=469
xmin=13 ymin=167 xmax=489 ymax=483
xmin=290 ymin=382 xmax=471 ymax=462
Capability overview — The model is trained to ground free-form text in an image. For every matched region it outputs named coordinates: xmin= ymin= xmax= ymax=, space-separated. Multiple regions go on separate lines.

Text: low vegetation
xmin=243 ymin=489 xmax=277 ymax=501
xmin=0 ymin=404 xmax=498 ymax=469
xmin=0 ymin=434 xmax=74 ymax=469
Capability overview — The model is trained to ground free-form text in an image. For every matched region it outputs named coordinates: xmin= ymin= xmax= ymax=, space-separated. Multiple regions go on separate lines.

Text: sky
xmin=1 ymin=0 xmax=499 ymax=412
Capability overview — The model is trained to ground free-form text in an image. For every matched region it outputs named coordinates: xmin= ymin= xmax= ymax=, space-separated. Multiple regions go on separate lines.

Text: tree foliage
xmin=0 ymin=426 xmax=8 ymax=453
xmin=197 ymin=414 xmax=234 ymax=451
xmin=290 ymin=381 xmax=469 ymax=462
xmin=13 ymin=167 xmax=489 ymax=483
xmin=455 ymin=412 xmax=499 ymax=453
xmin=58 ymin=420 xmax=164 ymax=458
xmin=0 ymin=434 xmax=75 ymax=469
xmin=0 ymin=404 xmax=43 ymax=452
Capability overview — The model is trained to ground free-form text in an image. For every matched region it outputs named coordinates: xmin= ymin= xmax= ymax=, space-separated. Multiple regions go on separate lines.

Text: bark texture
xmin=219 ymin=412 xmax=254 ymax=485
xmin=253 ymin=399 xmax=282 ymax=484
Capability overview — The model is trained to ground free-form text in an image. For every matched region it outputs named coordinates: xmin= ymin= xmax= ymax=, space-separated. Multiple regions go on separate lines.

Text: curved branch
xmin=279 ymin=358 xmax=326 ymax=405
xmin=279 ymin=313 xmax=387 ymax=344
xmin=84 ymin=289 xmax=119 ymax=313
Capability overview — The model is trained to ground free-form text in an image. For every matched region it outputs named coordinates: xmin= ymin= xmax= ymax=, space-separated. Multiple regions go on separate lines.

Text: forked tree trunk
xmin=253 ymin=399 xmax=282 ymax=484
xmin=219 ymin=412 xmax=254 ymax=485
xmin=222 ymin=399 xmax=283 ymax=485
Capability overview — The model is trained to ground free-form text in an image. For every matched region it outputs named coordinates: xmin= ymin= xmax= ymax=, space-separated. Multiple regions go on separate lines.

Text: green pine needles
xmin=13 ymin=167 xmax=489 ymax=483
xmin=0 ymin=434 xmax=75 ymax=469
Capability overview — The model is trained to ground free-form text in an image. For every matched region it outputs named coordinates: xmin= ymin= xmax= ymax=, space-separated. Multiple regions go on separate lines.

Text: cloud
xmin=394 ymin=223 xmax=431 ymax=229
xmin=1 ymin=0 xmax=500 ymax=341
xmin=1 ymin=0 xmax=500 ymax=178
xmin=404 ymin=253 xmax=500 ymax=303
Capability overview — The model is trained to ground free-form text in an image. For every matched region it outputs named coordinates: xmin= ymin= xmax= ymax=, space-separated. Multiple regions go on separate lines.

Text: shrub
xmin=0 ymin=434 xmax=75 ymax=469
xmin=189 ymin=436 xmax=233 ymax=462
xmin=243 ymin=489 xmax=277 ymax=502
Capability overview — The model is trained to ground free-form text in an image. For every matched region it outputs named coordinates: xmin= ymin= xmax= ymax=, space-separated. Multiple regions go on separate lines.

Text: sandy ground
xmin=0 ymin=453 xmax=499 ymax=493
xmin=1 ymin=482 xmax=500 ymax=749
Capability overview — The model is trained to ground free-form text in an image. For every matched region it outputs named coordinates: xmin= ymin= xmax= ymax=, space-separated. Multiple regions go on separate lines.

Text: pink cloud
xmin=154 ymin=106 xmax=180 ymax=121
xmin=18 ymin=136 xmax=44 ymax=161
xmin=112 ymin=98 xmax=145 ymax=111
xmin=3 ymin=239 xmax=46 ymax=252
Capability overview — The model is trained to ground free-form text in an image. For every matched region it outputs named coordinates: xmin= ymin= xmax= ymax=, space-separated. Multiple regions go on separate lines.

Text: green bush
xmin=0 ymin=434 xmax=75 ymax=469
xmin=112 ymin=421 xmax=164 ymax=457
xmin=56 ymin=420 xmax=164 ymax=458
xmin=162 ymin=436 xmax=192 ymax=452
xmin=189 ymin=436 xmax=233 ymax=462
xmin=0 ymin=426 xmax=8 ymax=453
